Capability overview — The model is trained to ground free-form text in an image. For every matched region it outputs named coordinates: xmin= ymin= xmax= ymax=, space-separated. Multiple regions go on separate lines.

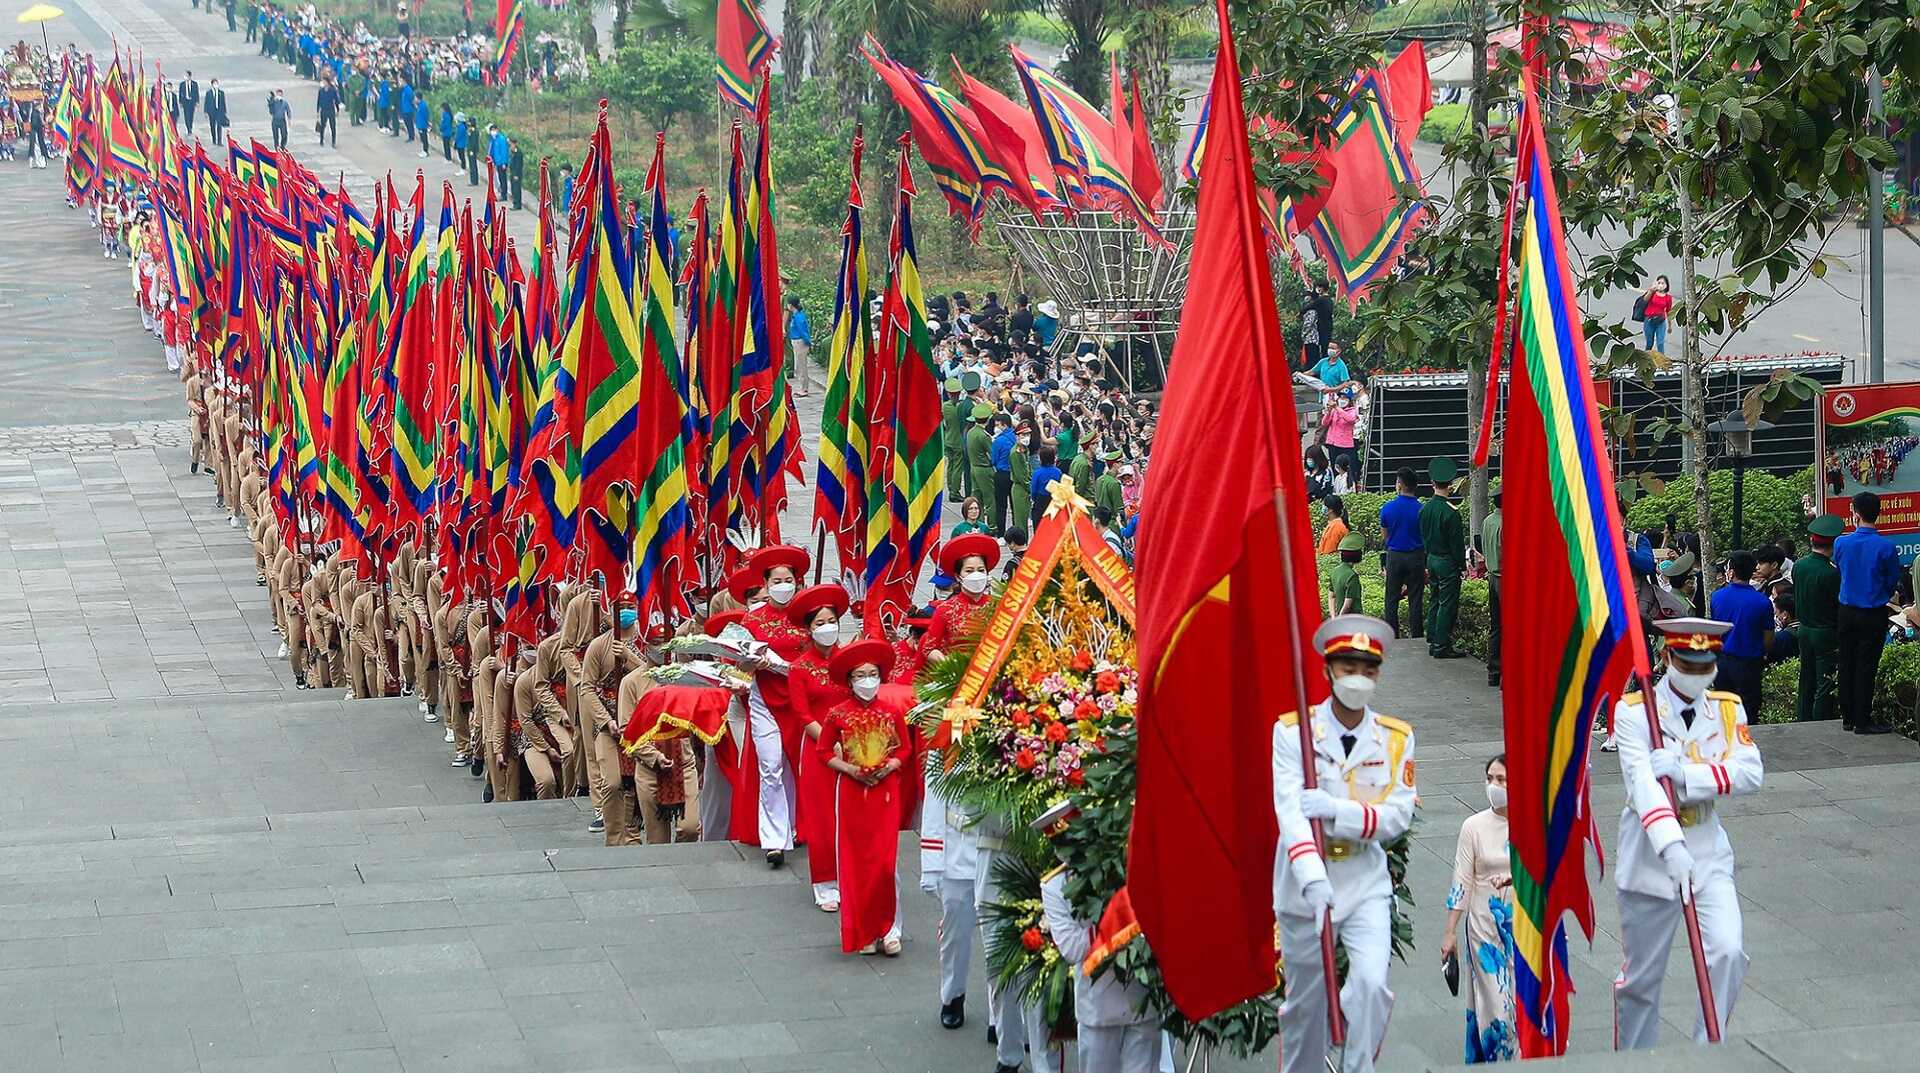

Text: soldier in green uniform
xmin=1793 ymin=514 xmax=1843 ymax=722
xmin=941 ymin=377 xmax=968 ymax=498
xmin=1326 ymin=533 xmax=1366 ymax=617
xmin=966 ymin=404 xmax=997 ymax=525
xmin=1093 ymin=451 xmax=1125 ymax=522
xmin=1419 ymin=457 xmax=1466 ymax=659
xmin=1067 ymin=442 xmax=1094 ymax=491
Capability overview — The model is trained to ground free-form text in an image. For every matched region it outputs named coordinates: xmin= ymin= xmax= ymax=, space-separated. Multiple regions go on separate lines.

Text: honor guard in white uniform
xmin=1272 ymin=614 xmax=1417 ymax=1073
xmin=1034 ymin=801 xmax=1163 ymax=1073
xmin=920 ymin=773 xmax=981 ymax=1031
xmin=1612 ymin=618 xmax=1763 ymax=1050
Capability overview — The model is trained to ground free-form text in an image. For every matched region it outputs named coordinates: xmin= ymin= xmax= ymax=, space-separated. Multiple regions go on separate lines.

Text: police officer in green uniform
xmin=1067 ymin=441 xmax=1094 ymax=491
xmin=966 ymin=403 xmax=996 ymax=524
xmin=941 ymin=378 xmax=968 ymax=498
xmin=1793 ymin=514 xmax=1843 ymax=722
xmin=1419 ymin=456 xmax=1466 ymax=659
xmin=1093 ymin=451 xmax=1125 ymax=521
xmin=1009 ymin=421 xmax=1034 ymax=531
xmin=1326 ymin=533 xmax=1366 ymax=617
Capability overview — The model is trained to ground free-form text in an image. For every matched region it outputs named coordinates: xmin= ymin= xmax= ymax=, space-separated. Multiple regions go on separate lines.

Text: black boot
xmin=766 ymin=849 xmax=785 ymax=869
xmin=939 ymin=995 xmax=965 ymax=1030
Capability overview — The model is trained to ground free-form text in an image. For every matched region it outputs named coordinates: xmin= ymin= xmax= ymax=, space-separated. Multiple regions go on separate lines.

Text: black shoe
xmin=189 ymin=462 xmax=200 ymax=474
xmin=766 ymin=849 xmax=785 ymax=869
xmin=1487 ymin=674 xmax=1501 ymax=687
xmin=482 ymin=782 xmax=494 ymax=803
xmin=470 ymin=756 xmax=484 ymax=778
xmin=1858 ymin=722 xmax=1894 ymax=735
xmin=1433 ymin=648 xmax=1466 ymax=660
xmin=987 ymin=1025 xmax=998 ymax=1047
xmin=994 ymin=1064 xmax=1018 ymax=1073
xmin=940 ymin=996 xmax=965 ymax=1030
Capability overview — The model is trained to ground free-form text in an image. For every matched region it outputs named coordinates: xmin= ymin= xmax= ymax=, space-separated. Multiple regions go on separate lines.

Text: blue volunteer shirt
xmin=787 ymin=308 xmax=811 ymax=343
xmin=991 ymin=428 xmax=1016 ymax=473
xmin=1310 ymin=354 xmax=1351 ymax=386
xmin=1379 ymin=493 xmax=1424 ymax=553
xmin=1709 ymin=582 xmax=1772 ymax=660
xmin=1834 ymin=524 xmax=1901 ymax=608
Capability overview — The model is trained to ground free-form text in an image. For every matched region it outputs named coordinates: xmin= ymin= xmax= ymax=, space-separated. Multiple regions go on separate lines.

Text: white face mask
xmin=1486 ymin=783 xmax=1507 ymax=810
xmin=1330 ymin=673 xmax=1376 ymax=711
xmin=1667 ymin=667 xmax=1716 ymax=700
xmin=767 ymin=581 xmax=796 ymax=605
xmin=810 ymin=623 xmax=838 ymax=648
xmin=850 ymin=675 xmax=881 ymax=701
xmin=960 ymin=570 xmax=990 ymax=595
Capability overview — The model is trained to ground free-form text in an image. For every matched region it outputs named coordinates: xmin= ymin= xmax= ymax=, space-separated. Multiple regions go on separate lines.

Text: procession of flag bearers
xmin=45 ymin=6 xmax=1804 ymax=1065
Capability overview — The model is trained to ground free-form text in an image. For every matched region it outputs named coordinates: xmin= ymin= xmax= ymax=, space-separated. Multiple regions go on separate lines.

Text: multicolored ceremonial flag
xmin=714 ymin=0 xmax=775 ymax=110
xmin=876 ymin=135 xmax=943 ymax=624
xmin=493 ymin=0 xmax=524 ymax=81
xmin=385 ymin=176 xmax=439 ymax=533
xmin=813 ymin=133 xmax=871 ymax=579
xmin=631 ymin=133 xmax=694 ymax=620
xmin=865 ymin=43 xmax=984 ymax=233
xmin=1471 ymin=71 xmax=1633 ymax=1058
xmin=1009 ymin=45 xmax=1159 ymax=237
xmin=952 ymin=62 xmax=1066 ymax=219
xmin=1127 ymin=0 xmax=1325 ymax=1019
xmin=1293 ymin=59 xmax=1428 ymax=302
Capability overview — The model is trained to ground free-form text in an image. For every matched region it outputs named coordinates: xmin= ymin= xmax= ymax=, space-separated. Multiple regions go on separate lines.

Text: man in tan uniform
xmin=274 ymin=542 xmax=309 ymax=688
xmin=547 ymin=585 xmax=596 ymax=802
xmin=302 ymin=555 xmax=343 ymax=690
xmin=433 ymin=575 xmax=475 ymax=769
xmin=617 ymin=633 xmax=701 ymax=844
xmin=486 ymin=643 xmax=532 ymax=801
xmin=469 ymin=597 xmax=499 ymax=792
xmin=221 ymin=392 xmax=246 ymax=528
xmin=186 ymin=366 xmax=210 ymax=476
xmin=563 ymin=581 xmax=608 ymax=830
xmin=580 ymin=592 xmax=645 ymax=844
xmin=347 ymin=568 xmax=383 ymax=700
xmin=407 ymin=550 xmax=441 ymax=727
xmin=517 ymin=637 xmax=574 ymax=800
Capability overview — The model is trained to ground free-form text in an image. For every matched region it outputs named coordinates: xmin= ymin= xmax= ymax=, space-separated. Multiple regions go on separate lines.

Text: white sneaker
xmin=443 ymin=728 xmax=455 ymax=743
xmin=276 ymin=642 xmax=288 ymax=658
xmin=1598 ymin=735 xmax=1618 ymax=753
xmin=425 ymin=709 xmax=439 ymax=723
xmin=228 ymin=515 xmax=239 ymax=527
xmin=452 ymin=753 xmax=469 ymax=766
xmin=418 ymin=700 xmax=429 ymax=713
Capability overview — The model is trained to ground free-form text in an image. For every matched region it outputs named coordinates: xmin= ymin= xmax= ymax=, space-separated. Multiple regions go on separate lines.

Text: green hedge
xmin=1317 ymin=551 xmax=1492 ymax=663
xmin=1418 ymin=102 xmax=1468 ymax=144
xmin=1309 ymin=491 xmax=1391 ymax=553
xmin=1624 ymin=468 xmax=1807 ymax=553
xmin=1758 ymin=643 xmax=1920 ymax=730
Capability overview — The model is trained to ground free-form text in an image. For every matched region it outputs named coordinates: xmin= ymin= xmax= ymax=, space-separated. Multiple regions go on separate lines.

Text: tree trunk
xmin=1463 ymin=0 xmax=1491 ymax=536
xmin=785 ymin=13 xmax=811 ymax=95
xmin=1124 ymin=5 xmax=1175 ymax=190
xmin=1666 ymin=12 xmax=1714 ymax=571
xmin=574 ymin=0 xmax=600 ymax=61
xmin=1057 ymin=0 xmax=1109 ymax=101
xmin=611 ymin=0 xmax=630 ymax=51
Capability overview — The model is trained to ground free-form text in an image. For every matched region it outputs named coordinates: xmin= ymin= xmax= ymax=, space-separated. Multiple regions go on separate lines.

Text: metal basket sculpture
xmin=993 ymin=209 xmax=1196 ymax=393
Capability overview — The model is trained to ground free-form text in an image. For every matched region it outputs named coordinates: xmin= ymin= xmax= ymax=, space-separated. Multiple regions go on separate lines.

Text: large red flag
xmin=1126 ymin=0 xmax=1327 ymax=1020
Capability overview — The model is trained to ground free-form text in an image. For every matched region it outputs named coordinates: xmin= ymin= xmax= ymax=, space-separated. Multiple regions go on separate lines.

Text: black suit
xmin=182 ymin=79 xmax=200 ymax=133
xmin=205 ymin=88 xmax=227 ymax=143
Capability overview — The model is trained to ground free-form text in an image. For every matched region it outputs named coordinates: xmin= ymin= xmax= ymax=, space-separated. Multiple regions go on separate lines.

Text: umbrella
xmin=15 ymin=3 xmax=64 ymax=57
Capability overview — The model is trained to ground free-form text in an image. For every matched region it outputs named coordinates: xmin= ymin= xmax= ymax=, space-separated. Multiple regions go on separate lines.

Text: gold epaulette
xmin=1374 ymin=714 xmax=1412 ymax=738
xmin=1041 ymin=864 xmax=1068 ymax=883
xmin=1620 ymin=691 xmax=1644 ymax=706
xmin=1706 ymin=690 xmax=1742 ymax=704
xmin=1278 ymin=711 xmax=1300 ymax=728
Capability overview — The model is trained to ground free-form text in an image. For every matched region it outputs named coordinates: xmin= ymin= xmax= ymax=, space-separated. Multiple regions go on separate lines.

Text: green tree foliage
xmin=592 ymin=39 xmax=712 ymax=132
xmin=1623 ymin=468 xmax=1807 ymax=553
xmin=770 ymin=80 xmax=865 ymax=232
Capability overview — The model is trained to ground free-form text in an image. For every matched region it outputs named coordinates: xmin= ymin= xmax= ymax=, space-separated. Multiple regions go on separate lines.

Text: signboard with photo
xmin=1818 ymin=381 xmax=1920 ymax=563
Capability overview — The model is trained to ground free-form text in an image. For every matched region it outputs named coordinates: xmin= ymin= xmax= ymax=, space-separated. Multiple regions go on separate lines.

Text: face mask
xmin=1666 ymin=667 xmax=1716 ymax=699
xmin=767 ymin=581 xmax=796 ymax=605
xmin=811 ymin=623 xmax=839 ymax=647
xmin=961 ymin=571 xmax=990 ymax=595
xmin=851 ymin=675 xmax=881 ymax=701
xmin=1330 ymin=673 xmax=1376 ymax=711
xmin=1486 ymin=783 xmax=1508 ymax=810
xmin=617 ymin=608 xmax=638 ymax=630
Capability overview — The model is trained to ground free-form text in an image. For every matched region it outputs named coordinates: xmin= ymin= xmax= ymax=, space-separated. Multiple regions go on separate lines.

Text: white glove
xmin=1659 ymin=841 xmax=1696 ymax=896
xmin=1298 ymin=787 xmax=1339 ymax=821
xmin=1648 ymin=747 xmax=1685 ymax=784
xmin=1301 ymin=878 xmax=1333 ymax=933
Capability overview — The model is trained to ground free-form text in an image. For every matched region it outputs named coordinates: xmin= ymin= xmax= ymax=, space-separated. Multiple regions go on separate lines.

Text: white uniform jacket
xmin=1272 ymin=700 xmax=1417 ymax=921
xmin=919 ymin=777 xmax=982 ymax=885
xmin=1040 ymin=868 xmax=1154 ymax=1029
xmin=1613 ymin=676 xmax=1763 ymax=899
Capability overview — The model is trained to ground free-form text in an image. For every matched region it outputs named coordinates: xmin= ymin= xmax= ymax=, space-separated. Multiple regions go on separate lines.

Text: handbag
xmin=1631 ymin=294 xmax=1648 ymax=323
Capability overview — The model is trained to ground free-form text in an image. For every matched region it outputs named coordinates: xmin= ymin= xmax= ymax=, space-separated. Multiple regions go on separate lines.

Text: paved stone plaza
xmin=8 ymin=1 xmax=1920 ymax=1069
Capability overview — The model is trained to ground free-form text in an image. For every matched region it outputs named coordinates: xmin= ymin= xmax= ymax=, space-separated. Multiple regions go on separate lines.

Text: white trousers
xmin=1614 ymin=874 xmax=1746 ymax=1049
xmin=978 ymin=847 xmax=1061 ymax=1073
xmin=699 ymin=740 xmax=734 ymax=841
xmin=1277 ymin=894 xmax=1394 ymax=1073
xmin=934 ymin=874 xmax=976 ymax=1004
xmin=1078 ymin=1022 xmax=1162 ymax=1073
xmin=748 ymin=687 xmax=794 ymax=851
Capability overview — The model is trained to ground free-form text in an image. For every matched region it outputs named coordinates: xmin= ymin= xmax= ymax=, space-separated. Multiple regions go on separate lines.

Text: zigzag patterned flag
xmin=631 ymin=133 xmax=694 ymax=620
xmin=1477 ymin=71 xmax=1638 ymax=1058
xmin=1008 ymin=45 xmax=1159 ymax=238
xmin=873 ymin=134 xmax=943 ymax=624
xmin=492 ymin=0 xmax=524 ymax=81
xmin=813 ymin=132 xmax=870 ymax=579
xmin=384 ymin=176 xmax=438 ymax=533
xmin=714 ymin=0 xmax=775 ymax=110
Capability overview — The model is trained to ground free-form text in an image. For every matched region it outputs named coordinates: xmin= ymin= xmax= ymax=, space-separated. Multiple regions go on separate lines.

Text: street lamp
xmin=1706 ymin=414 xmax=1775 ymax=550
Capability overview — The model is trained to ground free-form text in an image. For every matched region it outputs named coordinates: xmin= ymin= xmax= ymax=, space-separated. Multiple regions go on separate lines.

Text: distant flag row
xmin=76 ymin=47 xmax=866 ymax=642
